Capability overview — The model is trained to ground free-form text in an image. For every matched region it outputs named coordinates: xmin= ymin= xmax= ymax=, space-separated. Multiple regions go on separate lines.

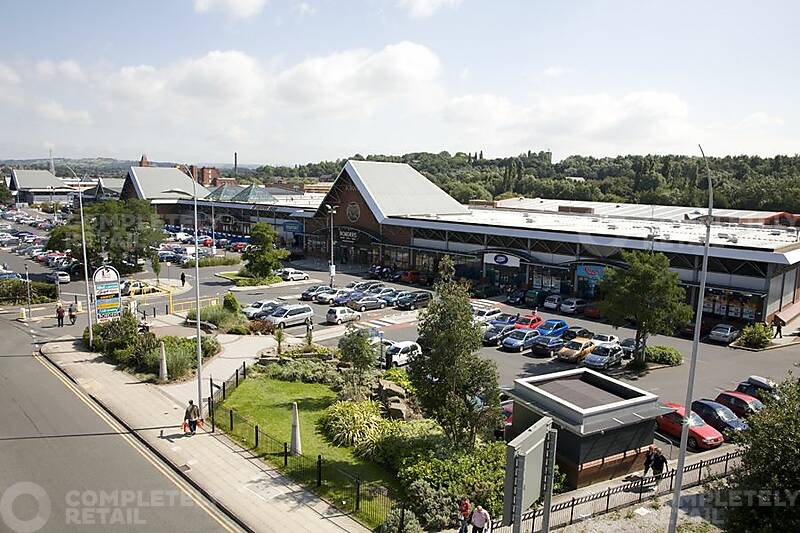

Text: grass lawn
xmin=217 ymin=271 xmax=282 ymax=287
xmin=217 ymin=271 xmax=248 ymax=281
xmin=219 ymin=377 xmax=398 ymax=527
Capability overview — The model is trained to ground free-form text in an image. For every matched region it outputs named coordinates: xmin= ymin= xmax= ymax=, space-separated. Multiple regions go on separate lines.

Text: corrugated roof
xmin=229 ymin=184 xmax=277 ymax=203
xmin=206 ymin=184 xmax=245 ymax=201
xmin=127 ymin=167 xmax=210 ymax=200
xmin=345 ymin=160 xmax=468 ymax=222
xmin=10 ymin=169 xmax=70 ymax=191
xmin=98 ymin=177 xmax=125 ymax=193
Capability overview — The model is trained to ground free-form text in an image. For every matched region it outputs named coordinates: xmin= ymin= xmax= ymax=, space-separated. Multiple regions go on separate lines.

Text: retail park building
xmin=121 ymin=160 xmax=800 ymax=325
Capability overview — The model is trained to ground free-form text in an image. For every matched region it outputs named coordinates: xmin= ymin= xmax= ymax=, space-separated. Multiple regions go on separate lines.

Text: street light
xmin=163 ymin=178 xmax=203 ymax=414
xmin=65 ymin=165 xmax=94 ymax=349
xmin=24 ymin=265 xmax=32 ymax=319
xmin=667 ymin=145 xmax=714 ymax=533
xmin=325 ymin=203 xmax=338 ymax=288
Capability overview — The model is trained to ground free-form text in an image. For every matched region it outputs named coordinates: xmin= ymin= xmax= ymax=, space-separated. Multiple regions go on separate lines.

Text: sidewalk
xmin=40 ymin=340 xmax=370 ymax=533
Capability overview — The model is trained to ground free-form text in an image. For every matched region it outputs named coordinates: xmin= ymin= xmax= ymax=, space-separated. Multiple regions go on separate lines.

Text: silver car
xmin=262 ymin=304 xmax=314 ymax=329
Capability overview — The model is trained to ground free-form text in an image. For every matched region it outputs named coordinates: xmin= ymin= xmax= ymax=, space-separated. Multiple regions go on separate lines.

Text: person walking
xmin=772 ymin=316 xmax=783 ymax=339
xmin=67 ymin=303 xmax=77 ymax=326
xmin=180 ymin=272 xmax=186 ymax=287
xmin=642 ymin=445 xmax=655 ymax=477
xmin=651 ymin=448 xmax=668 ymax=483
xmin=56 ymin=304 xmax=65 ymax=327
xmin=470 ymin=505 xmax=491 ymax=533
xmin=184 ymin=400 xmax=200 ymax=435
xmin=458 ymin=498 xmax=471 ymax=533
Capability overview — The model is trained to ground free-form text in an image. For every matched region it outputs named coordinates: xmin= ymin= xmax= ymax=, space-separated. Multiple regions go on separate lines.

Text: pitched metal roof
xmin=344 ymin=160 xmax=468 ymax=223
xmin=126 ymin=166 xmax=210 ymax=200
xmin=10 ymin=169 xmax=71 ymax=191
xmin=98 ymin=177 xmax=126 ymax=193
xmin=205 ymin=183 xmax=245 ymax=201
xmin=229 ymin=184 xmax=277 ymax=203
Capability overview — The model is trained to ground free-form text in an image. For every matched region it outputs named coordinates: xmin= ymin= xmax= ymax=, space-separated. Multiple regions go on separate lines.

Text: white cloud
xmin=294 ymin=1 xmax=316 ymax=15
xmin=542 ymin=65 xmax=565 ymax=78
xmin=398 ymin=0 xmax=462 ymax=18
xmin=193 ymin=0 xmax=267 ymax=19
xmin=35 ymin=100 xmax=91 ymax=125
xmin=0 ymin=63 xmax=20 ymax=84
xmin=35 ymin=60 xmax=86 ymax=81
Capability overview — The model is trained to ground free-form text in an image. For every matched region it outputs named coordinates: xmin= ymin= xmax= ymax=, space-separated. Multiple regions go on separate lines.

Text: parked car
xmin=583 ymin=304 xmax=603 ymax=319
xmin=326 ymin=306 xmax=361 ymax=325
xmin=530 ymin=335 xmax=565 ymax=357
xmin=506 ymin=289 xmax=526 ymax=305
xmin=396 ymin=291 xmax=431 ymax=310
xmin=158 ymin=250 xmax=177 ymax=262
xmin=483 ymin=324 xmax=516 ymax=346
xmin=536 ymin=319 xmax=569 ymax=337
xmin=243 ymin=300 xmax=280 ymax=319
xmin=333 ymin=291 xmax=362 ymax=306
xmin=281 ymin=268 xmax=309 ymax=281
xmin=48 ymin=271 xmax=71 ymax=284
xmin=735 ymin=376 xmax=778 ymax=403
xmin=399 ymin=271 xmax=421 ymax=284
xmin=347 ymin=296 xmax=387 ymax=312
xmin=620 ymin=337 xmax=643 ymax=359
xmin=473 ymin=306 xmax=502 ymax=324
xmin=562 ymin=326 xmax=594 ymax=341
xmin=380 ymin=341 xmax=421 ymax=368
xmin=524 ymin=289 xmax=551 ymax=308
xmin=678 ymin=317 xmax=715 ymax=338
xmin=300 ymin=285 xmax=331 ymax=300
xmin=0 ymin=272 xmax=22 ymax=280
xmin=502 ymin=328 xmax=541 ymax=352
xmin=656 ymin=402 xmax=724 ymax=450
xmin=591 ymin=333 xmax=620 ymax=348
xmin=378 ymin=289 xmax=409 ymax=305
xmin=489 ymin=313 xmax=519 ymax=327
xmin=315 ymin=289 xmax=351 ymax=304
xmin=262 ymin=304 xmax=314 ymax=329
xmin=708 ymin=324 xmax=740 ymax=344
xmin=120 ymin=280 xmax=157 ymax=296
xmin=583 ymin=344 xmax=624 ymax=370
xmin=542 ymin=294 xmax=562 ymax=311
xmin=367 ymin=286 xmax=394 ymax=298
xmin=691 ymin=399 xmax=749 ymax=439
xmin=560 ymin=298 xmax=588 ymax=314
xmin=557 ymin=338 xmax=596 ymax=363
xmin=714 ymin=391 xmax=764 ymax=419
xmin=514 ymin=314 xmax=543 ymax=330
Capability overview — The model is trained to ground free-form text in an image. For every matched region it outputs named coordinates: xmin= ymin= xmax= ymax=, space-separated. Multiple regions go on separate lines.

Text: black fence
xmin=207 ymin=364 xmax=395 ymax=528
xmin=491 ymin=448 xmax=744 ymax=532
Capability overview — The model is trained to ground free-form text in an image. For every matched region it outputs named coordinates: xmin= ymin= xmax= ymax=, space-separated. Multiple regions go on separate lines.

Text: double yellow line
xmin=33 ymin=351 xmax=241 ymax=533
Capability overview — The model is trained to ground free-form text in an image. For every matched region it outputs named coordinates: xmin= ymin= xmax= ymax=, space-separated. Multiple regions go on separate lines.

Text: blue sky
xmin=1 ymin=0 xmax=797 ymax=164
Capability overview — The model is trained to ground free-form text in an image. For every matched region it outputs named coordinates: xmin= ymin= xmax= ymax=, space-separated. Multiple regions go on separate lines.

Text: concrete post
xmin=159 ymin=341 xmax=168 ymax=382
xmin=290 ymin=401 xmax=302 ymax=456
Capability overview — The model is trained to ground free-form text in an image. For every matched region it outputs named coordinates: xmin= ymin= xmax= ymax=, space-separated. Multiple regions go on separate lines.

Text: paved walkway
xmin=39 ymin=340 xmax=369 ymax=533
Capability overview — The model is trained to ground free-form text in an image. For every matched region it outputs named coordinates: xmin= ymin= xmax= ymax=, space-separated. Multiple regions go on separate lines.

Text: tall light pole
xmin=667 ymin=145 xmax=714 ymax=533
xmin=210 ymin=201 xmax=216 ymax=255
xmin=164 ymin=177 xmax=203 ymax=413
xmin=325 ymin=204 xmax=338 ymax=287
xmin=65 ymin=165 xmax=93 ymax=349
xmin=24 ymin=265 xmax=32 ymax=319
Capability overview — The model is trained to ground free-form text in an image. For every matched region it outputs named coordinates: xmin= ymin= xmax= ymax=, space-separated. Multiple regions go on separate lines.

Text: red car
xmin=231 ymin=242 xmax=248 ymax=253
xmin=583 ymin=304 xmax=602 ymax=319
xmin=714 ymin=391 xmax=764 ymax=419
xmin=515 ymin=314 xmax=543 ymax=330
xmin=400 ymin=271 xmax=421 ymax=283
xmin=656 ymin=402 xmax=724 ymax=450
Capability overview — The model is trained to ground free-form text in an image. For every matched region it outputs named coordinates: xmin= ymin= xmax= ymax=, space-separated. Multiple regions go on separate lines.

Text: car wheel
xmin=360 ymin=306 xmax=366 ymax=312
xmin=304 ymin=275 xmax=309 ymax=280
xmin=380 ymin=303 xmax=385 ymax=309
xmin=336 ymin=319 xmax=342 ymax=325
xmin=277 ymin=323 xmax=285 ymax=329
xmin=688 ymin=437 xmax=698 ymax=450
xmin=410 ymin=304 xmax=416 ymax=310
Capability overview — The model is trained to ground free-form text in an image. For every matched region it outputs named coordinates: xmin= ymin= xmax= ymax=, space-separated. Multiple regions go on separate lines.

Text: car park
xmin=377 ymin=289 xmax=409 ymax=305
xmin=483 ymin=324 xmax=516 ymax=346
xmin=735 ymin=376 xmax=778 ymax=403
xmin=333 ymin=291 xmax=361 ymax=306
xmin=536 ymin=319 xmax=569 ymax=337
xmin=657 ymin=402 xmax=724 ymax=450
xmin=560 ymin=298 xmax=588 ymax=314
xmin=48 ymin=271 xmax=71 ymax=284
xmin=530 ymin=335 xmax=565 ymax=357
xmin=514 ymin=314 xmax=543 ymax=330
xmin=158 ymin=250 xmax=177 ymax=262
xmin=583 ymin=344 xmax=624 ymax=370
xmin=557 ymin=338 xmax=595 ymax=363
xmin=326 ymin=306 xmax=361 ymax=325
xmin=714 ymin=391 xmax=764 ymax=418
xmin=620 ymin=337 xmax=643 ymax=358
xmin=489 ymin=313 xmax=519 ymax=327
xmin=396 ymin=290 xmax=431 ymax=310
xmin=347 ymin=296 xmax=386 ymax=312
xmin=501 ymin=328 xmax=540 ymax=352
xmin=562 ymin=326 xmax=594 ymax=341
xmin=591 ymin=333 xmax=620 ymax=348
xmin=691 ymin=399 xmax=749 ymax=439
xmin=315 ymin=289 xmax=351 ymax=304
xmin=473 ymin=306 xmax=502 ymax=323
xmin=243 ymin=300 xmax=281 ymax=319
xmin=708 ymin=324 xmax=740 ymax=344
xmin=380 ymin=341 xmax=421 ymax=368
xmin=367 ymin=286 xmax=393 ymax=298
xmin=300 ymin=285 xmax=332 ymax=300
xmin=543 ymin=294 xmax=562 ymax=311
xmin=281 ymin=268 xmax=309 ymax=281
xmin=263 ymin=304 xmax=314 ymax=328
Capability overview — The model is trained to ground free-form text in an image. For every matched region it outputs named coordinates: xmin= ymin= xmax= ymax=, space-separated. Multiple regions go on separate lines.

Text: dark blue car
xmin=691 ymin=399 xmax=749 ymax=439
xmin=530 ymin=335 xmax=565 ymax=357
xmin=489 ymin=313 xmax=519 ymax=327
xmin=333 ymin=291 xmax=363 ymax=306
xmin=537 ymin=319 xmax=569 ymax=337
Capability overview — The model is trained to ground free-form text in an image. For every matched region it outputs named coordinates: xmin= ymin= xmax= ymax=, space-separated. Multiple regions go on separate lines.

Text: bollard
xmin=235 ymin=368 xmax=239 ymax=387
xmin=355 ymin=477 xmax=361 ymax=511
xmin=229 ymin=409 xmax=234 ymax=432
xmin=222 ymin=381 xmax=226 ymax=400
xmin=316 ymin=455 xmax=322 ymax=487
xmin=284 ymin=443 xmax=289 ymax=466
xmin=255 ymin=425 xmax=259 ymax=448
xmin=242 ymin=361 xmax=246 ymax=379
xmin=207 ymin=397 xmax=213 ymax=431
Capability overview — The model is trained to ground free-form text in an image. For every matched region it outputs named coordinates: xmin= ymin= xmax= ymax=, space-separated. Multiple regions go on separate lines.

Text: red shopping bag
xmin=197 ymin=418 xmax=205 ymax=429
xmin=182 ymin=422 xmax=189 ymax=433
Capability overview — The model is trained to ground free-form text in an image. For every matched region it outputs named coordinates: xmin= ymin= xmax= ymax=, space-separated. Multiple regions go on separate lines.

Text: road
xmin=0 ymin=319 xmax=241 ymax=532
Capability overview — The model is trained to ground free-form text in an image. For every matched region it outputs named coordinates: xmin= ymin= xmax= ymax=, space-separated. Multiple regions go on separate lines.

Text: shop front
xmin=529 ymin=265 xmax=572 ymax=295
xmin=335 ymin=226 xmax=381 ymax=266
xmin=575 ymin=263 xmax=608 ymax=299
xmin=483 ymin=252 xmax=526 ymax=289
xmin=700 ymin=287 xmax=764 ymax=323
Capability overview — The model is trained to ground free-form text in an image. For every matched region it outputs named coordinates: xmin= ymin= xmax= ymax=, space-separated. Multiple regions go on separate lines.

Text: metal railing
xmin=207 ymin=364 xmax=396 ymax=528
xmin=491 ymin=448 xmax=744 ymax=532
xmin=170 ymin=294 xmax=222 ymax=315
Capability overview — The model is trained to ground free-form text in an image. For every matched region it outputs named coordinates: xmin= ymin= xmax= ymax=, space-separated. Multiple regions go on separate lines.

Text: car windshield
xmin=271 ymin=308 xmax=288 ymax=317
xmin=713 ymin=326 xmax=730 ymax=333
xmin=595 ymin=335 xmax=612 ymax=342
xmin=716 ymin=405 xmax=738 ymax=422
xmin=621 ymin=338 xmax=635 ymax=347
xmin=509 ymin=331 xmax=527 ymax=340
xmin=592 ymin=346 xmax=610 ymax=357
xmin=565 ymin=341 xmax=583 ymax=350
xmin=688 ymin=412 xmax=705 ymax=427
xmin=542 ymin=320 xmax=560 ymax=328
xmin=386 ymin=345 xmax=401 ymax=355
xmin=486 ymin=326 xmax=505 ymax=335
xmin=750 ymin=398 xmax=765 ymax=410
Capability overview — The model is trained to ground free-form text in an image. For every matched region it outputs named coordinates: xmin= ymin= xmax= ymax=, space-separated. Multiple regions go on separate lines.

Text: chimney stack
xmin=234 ymin=152 xmax=238 ymax=176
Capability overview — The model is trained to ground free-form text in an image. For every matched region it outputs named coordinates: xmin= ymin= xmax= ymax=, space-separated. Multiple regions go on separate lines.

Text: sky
xmin=0 ymin=0 xmax=798 ymax=165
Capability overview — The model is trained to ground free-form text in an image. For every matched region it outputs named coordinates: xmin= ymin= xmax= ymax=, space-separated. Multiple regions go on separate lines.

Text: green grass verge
xmin=181 ymin=256 xmax=241 ymax=268
xmin=217 ymin=271 xmax=283 ymax=287
xmin=218 ymin=377 xmax=398 ymax=527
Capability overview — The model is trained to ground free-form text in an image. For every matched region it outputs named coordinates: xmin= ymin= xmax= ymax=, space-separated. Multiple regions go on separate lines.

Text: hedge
xmin=0 ymin=279 xmax=57 ymax=305
xmin=738 ymin=323 xmax=772 ymax=349
xmin=181 ymin=256 xmax=240 ymax=268
xmin=645 ymin=345 xmax=683 ymax=366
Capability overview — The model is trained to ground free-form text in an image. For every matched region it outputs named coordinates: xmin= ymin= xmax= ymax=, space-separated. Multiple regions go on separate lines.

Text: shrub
xmin=356 ymin=418 xmax=445 ymax=472
xmin=223 ymin=292 xmax=240 ymax=313
xmin=84 ymin=312 xmax=139 ymax=356
xmin=406 ymin=479 xmax=458 ymax=530
xmin=186 ymin=304 xmax=247 ymax=332
xmin=0 ymin=279 xmax=57 ymax=304
xmin=260 ymin=359 xmax=339 ymax=384
xmin=234 ymin=275 xmax=282 ymax=287
xmin=181 ymin=256 xmax=240 ymax=268
xmin=319 ymin=400 xmax=385 ymax=448
xmin=382 ymin=367 xmax=416 ymax=395
xmin=645 ymin=345 xmax=683 ymax=366
xmin=248 ymin=320 xmax=274 ymax=335
xmin=227 ymin=325 xmax=250 ymax=335
xmin=738 ymin=323 xmax=772 ymax=349
xmin=381 ymin=507 xmax=423 ymax=533
xmin=281 ymin=343 xmax=337 ymax=359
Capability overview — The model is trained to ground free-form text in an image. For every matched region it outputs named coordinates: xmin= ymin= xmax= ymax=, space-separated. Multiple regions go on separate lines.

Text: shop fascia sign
xmin=484 ymin=252 xmax=521 ymax=268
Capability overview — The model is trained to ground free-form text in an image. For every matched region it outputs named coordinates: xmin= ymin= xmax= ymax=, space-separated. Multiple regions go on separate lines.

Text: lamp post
xmin=65 ymin=165 xmax=93 ymax=349
xmin=163 ymin=178 xmax=203 ymax=413
xmin=24 ymin=265 xmax=32 ymax=319
xmin=667 ymin=145 xmax=714 ymax=533
xmin=325 ymin=204 xmax=338 ymax=288
xmin=210 ymin=202 xmax=216 ymax=255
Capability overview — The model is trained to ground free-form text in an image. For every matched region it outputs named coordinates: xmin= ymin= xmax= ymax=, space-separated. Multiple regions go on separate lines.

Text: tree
xmin=723 ymin=377 xmax=800 ymax=531
xmin=337 ymin=326 xmax=376 ymax=400
xmin=408 ymin=256 xmax=502 ymax=448
xmin=273 ymin=327 xmax=285 ymax=355
xmin=0 ymin=179 xmax=12 ymax=205
xmin=242 ymin=222 xmax=289 ymax=278
xmin=597 ymin=251 xmax=692 ymax=366
xmin=150 ymin=253 xmax=161 ymax=282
